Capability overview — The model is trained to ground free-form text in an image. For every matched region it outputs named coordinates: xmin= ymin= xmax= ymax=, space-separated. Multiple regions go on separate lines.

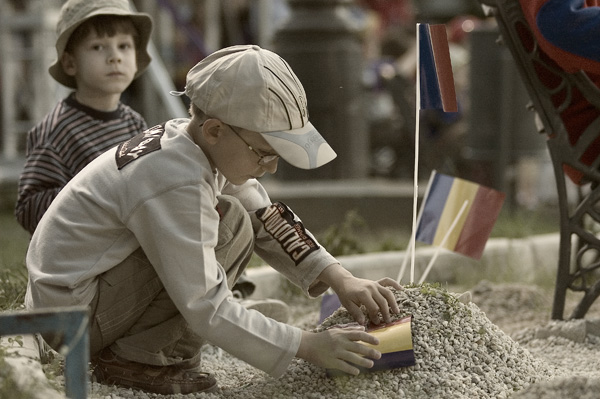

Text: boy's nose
xmin=108 ymin=50 xmax=122 ymax=64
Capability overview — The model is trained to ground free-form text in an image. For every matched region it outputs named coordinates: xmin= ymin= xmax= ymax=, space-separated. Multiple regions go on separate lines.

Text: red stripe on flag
xmin=454 ymin=186 xmax=506 ymax=259
xmin=429 ymin=25 xmax=458 ymax=112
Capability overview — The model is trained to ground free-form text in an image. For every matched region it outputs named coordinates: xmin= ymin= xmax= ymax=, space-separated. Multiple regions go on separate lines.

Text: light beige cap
xmin=171 ymin=45 xmax=337 ymax=170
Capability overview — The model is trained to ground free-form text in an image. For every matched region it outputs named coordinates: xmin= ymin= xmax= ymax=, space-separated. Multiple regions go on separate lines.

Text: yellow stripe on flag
xmin=432 ymin=179 xmax=479 ymax=251
xmin=361 ymin=320 xmax=414 ymax=354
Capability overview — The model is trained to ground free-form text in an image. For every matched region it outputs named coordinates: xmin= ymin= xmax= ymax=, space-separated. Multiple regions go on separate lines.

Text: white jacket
xmin=25 ymin=118 xmax=337 ymax=377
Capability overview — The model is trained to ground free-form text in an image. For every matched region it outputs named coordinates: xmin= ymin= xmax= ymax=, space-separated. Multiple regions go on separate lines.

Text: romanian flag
xmin=415 ymin=171 xmax=505 ymax=259
xmin=419 ymin=23 xmax=458 ymax=112
xmin=326 ymin=316 xmax=415 ymax=376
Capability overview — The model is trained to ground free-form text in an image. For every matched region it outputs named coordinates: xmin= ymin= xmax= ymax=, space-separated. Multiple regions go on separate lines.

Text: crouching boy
xmin=25 ymin=44 xmax=402 ymax=395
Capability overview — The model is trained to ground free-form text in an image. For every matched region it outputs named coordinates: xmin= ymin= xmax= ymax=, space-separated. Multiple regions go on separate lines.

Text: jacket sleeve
xmin=223 ymin=179 xmax=338 ymax=297
xmin=536 ymin=0 xmax=600 ymax=62
xmin=250 ymin=201 xmax=337 ymax=298
xmin=126 ymin=181 xmax=302 ymax=378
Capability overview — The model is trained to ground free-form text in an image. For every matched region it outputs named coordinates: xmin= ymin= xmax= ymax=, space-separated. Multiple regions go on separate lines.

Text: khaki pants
xmin=87 ymin=195 xmax=254 ymax=366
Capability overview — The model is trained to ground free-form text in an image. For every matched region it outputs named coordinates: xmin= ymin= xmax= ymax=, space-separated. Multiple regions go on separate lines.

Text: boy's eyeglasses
xmin=227 ymin=124 xmax=280 ymax=166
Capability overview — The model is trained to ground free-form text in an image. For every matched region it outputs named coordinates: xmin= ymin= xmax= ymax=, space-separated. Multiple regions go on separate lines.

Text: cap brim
xmin=261 ymin=122 xmax=337 ymax=170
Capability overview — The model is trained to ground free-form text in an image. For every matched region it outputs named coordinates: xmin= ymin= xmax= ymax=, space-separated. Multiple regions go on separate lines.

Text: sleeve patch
xmin=255 ymin=201 xmax=319 ymax=265
xmin=116 ymin=124 xmax=164 ymax=170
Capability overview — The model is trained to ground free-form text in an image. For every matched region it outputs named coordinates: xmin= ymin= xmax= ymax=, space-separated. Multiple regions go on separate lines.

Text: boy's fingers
xmin=344 ymin=301 xmax=366 ymax=325
xmin=344 ymin=330 xmax=379 ymax=346
xmin=339 ymin=336 xmax=381 ymax=373
xmin=327 ymin=330 xmax=383 ymax=375
xmin=378 ymin=300 xmax=392 ymax=324
xmin=380 ymin=285 xmax=400 ymax=314
xmin=341 ymin=352 xmax=375 ymax=370
xmin=364 ymin=287 xmax=397 ymax=324
xmin=341 ymin=325 xmax=366 ymax=332
xmin=367 ymin=291 xmax=389 ymax=324
xmin=377 ymin=278 xmax=401 ymax=314
xmin=378 ymin=277 xmax=403 ymax=290
xmin=361 ymin=295 xmax=383 ymax=324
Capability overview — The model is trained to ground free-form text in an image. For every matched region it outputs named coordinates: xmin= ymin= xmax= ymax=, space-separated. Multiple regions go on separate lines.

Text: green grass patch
xmin=0 ymin=211 xmax=29 ymax=272
xmin=491 ymin=206 xmax=559 ymax=239
xmin=0 ymin=211 xmax=29 ymax=311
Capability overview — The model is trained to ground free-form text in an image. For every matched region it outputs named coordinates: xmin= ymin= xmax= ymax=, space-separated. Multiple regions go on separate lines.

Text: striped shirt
xmin=15 ymin=94 xmax=147 ymax=234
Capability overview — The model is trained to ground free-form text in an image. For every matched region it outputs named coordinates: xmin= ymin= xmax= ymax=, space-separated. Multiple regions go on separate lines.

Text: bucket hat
xmin=171 ymin=45 xmax=337 ymax=170
xmin=49 ymin=0 xmax=153 ymax=88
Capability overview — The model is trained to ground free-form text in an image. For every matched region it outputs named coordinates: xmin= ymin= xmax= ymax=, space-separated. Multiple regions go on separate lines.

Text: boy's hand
xmin=296 ymin=328 xmax=381 ymax=375
xmin=336 ymin=276 xmax=402 ymax=325
xmin=318 ymin=263 xmax=402 ymax=325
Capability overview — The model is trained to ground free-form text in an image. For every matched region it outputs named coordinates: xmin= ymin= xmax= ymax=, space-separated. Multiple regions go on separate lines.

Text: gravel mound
xmin=313 ymin=285 xmax=561 ymax=399
xmin=509 ymin=375 xmax=600 ymax=399
xmin=87 ymin=284 xmax=574 ymax=399
xmin=23 ymin=282 xmax=588 ymax=398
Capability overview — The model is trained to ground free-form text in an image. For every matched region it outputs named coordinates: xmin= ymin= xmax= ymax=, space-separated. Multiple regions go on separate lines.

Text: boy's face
xmin=61 ymin=29 xmax=138 ymax=98
xmin=202 ymin=120 xmax=280 ymax=185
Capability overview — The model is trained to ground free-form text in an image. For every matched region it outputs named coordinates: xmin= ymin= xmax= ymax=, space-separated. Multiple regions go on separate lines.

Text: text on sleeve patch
xmin=256 ymin=202 xmax=319 ymax=265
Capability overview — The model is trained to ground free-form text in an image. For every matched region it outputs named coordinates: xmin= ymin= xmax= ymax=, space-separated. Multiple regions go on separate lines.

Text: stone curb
xmin=0 ymin=334 xmax=63 ymax=399
xmin=247 ymin=233 xmax=560 ymax=299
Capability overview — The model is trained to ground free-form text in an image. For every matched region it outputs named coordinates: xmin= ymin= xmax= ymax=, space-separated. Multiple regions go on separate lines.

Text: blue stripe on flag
xmin=419 ymin=24 xmax=443 ymax=110
xmin=415 ymin=173 xmax=454 ymax=244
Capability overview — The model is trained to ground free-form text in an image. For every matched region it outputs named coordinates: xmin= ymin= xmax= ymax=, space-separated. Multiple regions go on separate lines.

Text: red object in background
xmin=518 ymin=0 xmax=600 ymax=184
xmin=360 ymin=0 xmax=414 ymax=28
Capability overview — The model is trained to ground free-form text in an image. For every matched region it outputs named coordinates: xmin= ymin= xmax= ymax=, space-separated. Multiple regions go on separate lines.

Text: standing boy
xmin=15 ymin=0 xmax=152 ymax=233
xmin=25 ymin=45 xmax=402 ymax=395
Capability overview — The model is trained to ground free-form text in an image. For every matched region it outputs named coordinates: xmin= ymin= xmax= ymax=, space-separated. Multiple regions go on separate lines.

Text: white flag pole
xmin=397 ymin=234 xmax=413 ymax=283
xmin=397 ymin=170 xmax=437 ymax=283
xmin=409 ymin=24 xmax=423 ymax=285
xmin=418 ymin=199 xmax=469 ymax=284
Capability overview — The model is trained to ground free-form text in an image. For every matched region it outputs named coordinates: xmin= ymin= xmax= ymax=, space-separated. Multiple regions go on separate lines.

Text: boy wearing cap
xmin=15 ymin=0 xmax=152 ymax=234
xmin=25 ymin=45 xmax=402 ymax=395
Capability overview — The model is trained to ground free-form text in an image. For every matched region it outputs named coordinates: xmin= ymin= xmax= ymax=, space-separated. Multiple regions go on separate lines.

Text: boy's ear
xmin=60 ymin=52 xmax=77 ymax=77
xmin=201 ymin=119 xmax=224 ymax=144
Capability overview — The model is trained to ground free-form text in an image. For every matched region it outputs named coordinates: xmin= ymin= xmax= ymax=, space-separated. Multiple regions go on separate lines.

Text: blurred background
xmin=0 ymin=0 xmax=563 ymax=244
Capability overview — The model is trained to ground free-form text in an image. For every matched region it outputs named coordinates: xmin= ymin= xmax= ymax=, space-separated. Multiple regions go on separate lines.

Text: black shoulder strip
xmin=115 ymin=124 xmax=165 ymax=170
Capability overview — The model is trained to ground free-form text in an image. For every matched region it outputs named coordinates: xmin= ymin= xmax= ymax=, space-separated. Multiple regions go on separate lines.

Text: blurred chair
xmin=477 ymin=0 xmax=600 ymax=319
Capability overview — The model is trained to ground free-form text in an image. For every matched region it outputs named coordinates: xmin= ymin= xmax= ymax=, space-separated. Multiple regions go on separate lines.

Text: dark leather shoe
xmin=92 ymin=347 xmax=217 ymax=395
